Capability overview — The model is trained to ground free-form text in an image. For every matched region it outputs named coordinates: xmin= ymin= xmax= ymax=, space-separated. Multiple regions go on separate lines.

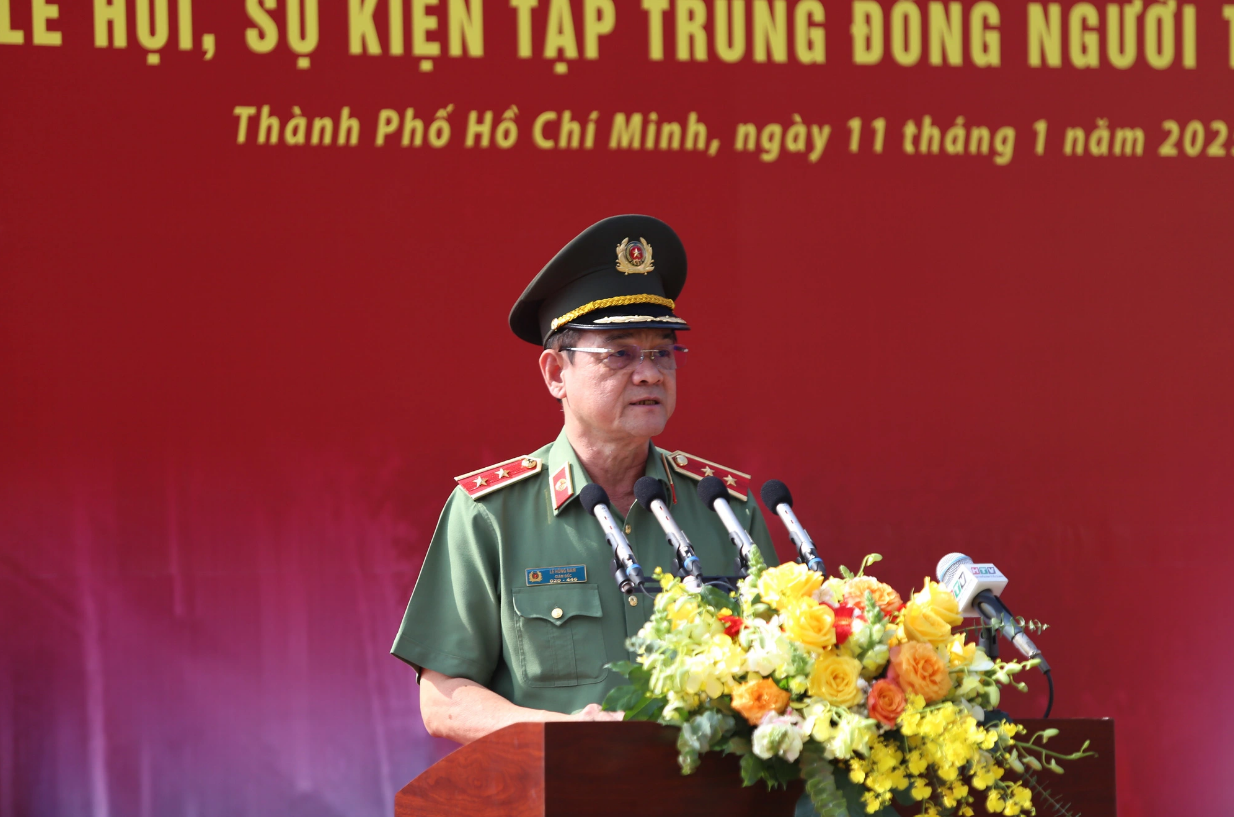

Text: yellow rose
xmin=731 ymin=678 xmax=791 ymax=726
xmin=902 ymin=579 xmax=963 ymax=647
xmin=783 ymin=598 xmax=836 ymax=654
xmin=808 ymin=652 xmax=864 ymax=707
xmin=758 ymin=562 xmax=825 ymax=610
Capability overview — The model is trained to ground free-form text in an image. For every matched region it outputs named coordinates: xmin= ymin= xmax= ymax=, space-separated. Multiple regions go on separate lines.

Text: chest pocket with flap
xmin=511 ymin=584 xmax=607 ymax=688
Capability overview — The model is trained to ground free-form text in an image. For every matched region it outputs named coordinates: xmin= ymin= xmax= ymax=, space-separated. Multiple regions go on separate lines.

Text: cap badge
xmin=615 ymin=237 xmax=654 ymax=275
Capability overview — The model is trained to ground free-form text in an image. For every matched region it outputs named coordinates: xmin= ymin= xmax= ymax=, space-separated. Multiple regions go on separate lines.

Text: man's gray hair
xmin=544 ymin=328 xmax=582 ymax=361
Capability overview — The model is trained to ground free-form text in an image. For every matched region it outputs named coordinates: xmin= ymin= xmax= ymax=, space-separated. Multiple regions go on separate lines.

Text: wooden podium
xmin=395 ymin=719 xmax=1114 ymax=817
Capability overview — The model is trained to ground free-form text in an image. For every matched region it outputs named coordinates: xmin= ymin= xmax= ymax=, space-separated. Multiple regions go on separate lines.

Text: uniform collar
xmin=547 ymin=429 xmax=588 ymax=514
xmin=547 ymin=429 xmax=676 ymax=515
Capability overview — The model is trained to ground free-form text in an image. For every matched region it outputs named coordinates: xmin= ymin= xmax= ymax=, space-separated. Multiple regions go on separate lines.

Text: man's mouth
xmin=630 ymin=398 xmax=660 ymax=406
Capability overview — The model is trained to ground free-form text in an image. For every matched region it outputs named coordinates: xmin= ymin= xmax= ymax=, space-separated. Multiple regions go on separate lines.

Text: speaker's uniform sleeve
xmin=391 ymin=487 xmax=502 ymax=685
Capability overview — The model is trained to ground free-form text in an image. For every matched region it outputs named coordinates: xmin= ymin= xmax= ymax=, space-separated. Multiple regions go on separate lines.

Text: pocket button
xmin=551 ymin=607 xmax=564 ymax=619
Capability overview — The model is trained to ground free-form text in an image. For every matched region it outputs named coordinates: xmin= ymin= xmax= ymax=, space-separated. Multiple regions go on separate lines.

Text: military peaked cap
xmin=509 ymin=215 xmax=690 ymax=345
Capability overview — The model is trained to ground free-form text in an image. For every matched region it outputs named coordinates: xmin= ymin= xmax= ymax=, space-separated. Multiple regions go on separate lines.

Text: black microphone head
xmin=696 ymin=475 xmax=730 ymax=507
xmin=579 ymin=483 xmax=609 ymax=515
xmin=760 ymin=479 xmax=792 ymax=510
xmin=633 ymin=476 xmax=667 ymax=510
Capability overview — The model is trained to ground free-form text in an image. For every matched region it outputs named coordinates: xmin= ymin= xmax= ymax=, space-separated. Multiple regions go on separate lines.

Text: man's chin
xmin=620 ymin=413 xmax=669 ymax=439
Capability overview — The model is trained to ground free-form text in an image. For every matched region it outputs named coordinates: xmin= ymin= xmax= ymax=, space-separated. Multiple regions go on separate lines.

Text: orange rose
xmin=867 ymin=679 xmax=906 ymax=727
xmin=730 ymin=678 xmax=791 ymax=726
xmin=843 ymin=576 xmax=904 ymax=618
xmin=890 ymin=642 xmax=952 ymax=703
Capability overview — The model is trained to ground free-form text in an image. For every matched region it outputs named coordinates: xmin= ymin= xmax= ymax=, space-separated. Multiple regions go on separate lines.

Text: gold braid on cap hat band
xmin=550 ymin=295 xmax=675 ymax=332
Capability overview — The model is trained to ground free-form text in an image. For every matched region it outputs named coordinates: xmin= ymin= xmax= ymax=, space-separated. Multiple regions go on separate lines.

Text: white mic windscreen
xmin=936 ymin=552 xmax=974 ymax=585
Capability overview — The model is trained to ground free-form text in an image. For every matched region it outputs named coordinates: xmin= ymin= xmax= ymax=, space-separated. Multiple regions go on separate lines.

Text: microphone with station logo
xmin=580 ymin=483 xmax=643 ymax=593
xmin=759 ymin=479 xmax=825 ymax=574
xmin=634 ymin=476 xmax=704 ymax=592
xmin=697 ymin=475 xmax=756 ymax=574
xmin=935 ymin=552 xmax=1050 ymax=672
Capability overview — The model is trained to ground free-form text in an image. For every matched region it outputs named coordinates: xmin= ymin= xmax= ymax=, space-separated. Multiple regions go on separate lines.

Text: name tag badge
xmin=526 ymin=565 xmax=587 ymax=586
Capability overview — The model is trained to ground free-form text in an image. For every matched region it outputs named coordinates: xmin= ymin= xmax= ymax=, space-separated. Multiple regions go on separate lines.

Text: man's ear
xmin=539 ymin=348 xmax=568 ymax=401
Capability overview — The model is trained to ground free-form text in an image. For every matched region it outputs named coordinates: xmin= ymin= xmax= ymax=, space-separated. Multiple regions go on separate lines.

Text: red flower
xmin=719 ymin=615 xmax=744 ymax=638
xmin=831 ymin=605 xmax=857 ymax=645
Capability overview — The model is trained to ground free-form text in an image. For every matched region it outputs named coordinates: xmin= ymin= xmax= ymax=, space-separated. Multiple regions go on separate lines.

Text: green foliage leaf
xmin=738 ymin=752 xmax=800 ymax=790
xmin=623 ymin=693 xmax=667 ymax=723
xmin=799 ymin=744 xmax=851 ymax=817
xmin=606 ymin=660 xmax=638 ymax=677
xmin=700 ymin=584 xmax=738 ymax=614
xmin=739 ymin=752 xmax=763 ymax=788
xmin=795 ymin=792 xmax=823 ymax=817
xmin=677 ymin=709 xmax=736 ymax=775
xmin=601 ymin=684 xmax=644 ymax=713
xmin=626 ymin=664 xmax=650 ymax=689
xmin=834 ymin=771 xmax=898 ymax=817
xmin=839 ymin=565 xmax=854 ymax=580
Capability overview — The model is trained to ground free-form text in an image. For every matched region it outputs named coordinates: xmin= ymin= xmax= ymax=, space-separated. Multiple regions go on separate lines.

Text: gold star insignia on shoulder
xmin=663 ymin=450 xmax=752 ymax=501
xmin=456 ymin=456 xmax=543 ymax=499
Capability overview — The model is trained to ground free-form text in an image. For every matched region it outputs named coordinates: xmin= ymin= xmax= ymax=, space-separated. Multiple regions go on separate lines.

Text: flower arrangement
xmin=602 ymin=549 xmax=1092 ymax=817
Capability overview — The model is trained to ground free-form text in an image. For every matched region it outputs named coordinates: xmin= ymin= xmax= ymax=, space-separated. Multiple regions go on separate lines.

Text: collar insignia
xmin=551 ymin=463 xmax=574 ymax=511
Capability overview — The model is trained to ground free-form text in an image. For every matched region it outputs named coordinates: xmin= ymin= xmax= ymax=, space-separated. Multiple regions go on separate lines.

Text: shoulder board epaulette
xmin=455 ymin=456 xmax=543 ymax=499
xmin=665 ymin=450 xmax=751 ymax=501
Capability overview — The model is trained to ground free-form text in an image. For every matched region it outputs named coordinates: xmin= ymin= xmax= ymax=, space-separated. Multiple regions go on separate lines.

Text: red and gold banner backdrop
xmin=2 ymin=1 xmax=1232 ymax=815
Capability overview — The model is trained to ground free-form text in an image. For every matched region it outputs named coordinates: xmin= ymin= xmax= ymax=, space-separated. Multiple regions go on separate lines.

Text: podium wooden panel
xmin=395 ymin=719 xmax=1114 ymax=817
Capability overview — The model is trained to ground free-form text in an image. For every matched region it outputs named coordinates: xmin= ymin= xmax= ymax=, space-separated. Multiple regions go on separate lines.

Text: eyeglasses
xmin=563 ymin=344 xmax=688 ymax=371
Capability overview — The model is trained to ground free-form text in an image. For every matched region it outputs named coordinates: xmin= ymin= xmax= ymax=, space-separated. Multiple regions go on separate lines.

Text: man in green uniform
xmin=391 ymin=215 xmax=779 ymax=744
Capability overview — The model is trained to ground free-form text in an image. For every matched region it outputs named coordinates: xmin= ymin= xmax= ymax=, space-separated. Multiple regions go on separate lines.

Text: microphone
xmin=697 ymin=476 xmax=756 ymax=572
xmin=633 ymin=477 xmax=703 ymax=592
xmin=936 ymin=553 xmax=1050 ymax=672
xmin=759 ymin=480 xmax=824 ymax=574
xmin=579 ymin=484 xmax=644 ymax=593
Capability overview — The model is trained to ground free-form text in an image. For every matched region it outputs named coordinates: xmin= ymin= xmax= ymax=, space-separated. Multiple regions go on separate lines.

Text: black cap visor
xmin=562 ymin=302 xmax=690 ymax=335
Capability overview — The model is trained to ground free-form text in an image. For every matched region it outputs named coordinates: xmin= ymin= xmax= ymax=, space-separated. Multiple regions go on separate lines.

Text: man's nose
xmin=630 ymin=354 xmax=664 ymax=384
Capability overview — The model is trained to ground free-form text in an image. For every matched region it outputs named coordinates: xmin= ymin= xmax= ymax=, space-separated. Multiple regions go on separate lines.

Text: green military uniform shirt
xmin=391 ymin=428 xmax=779 ymax=714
